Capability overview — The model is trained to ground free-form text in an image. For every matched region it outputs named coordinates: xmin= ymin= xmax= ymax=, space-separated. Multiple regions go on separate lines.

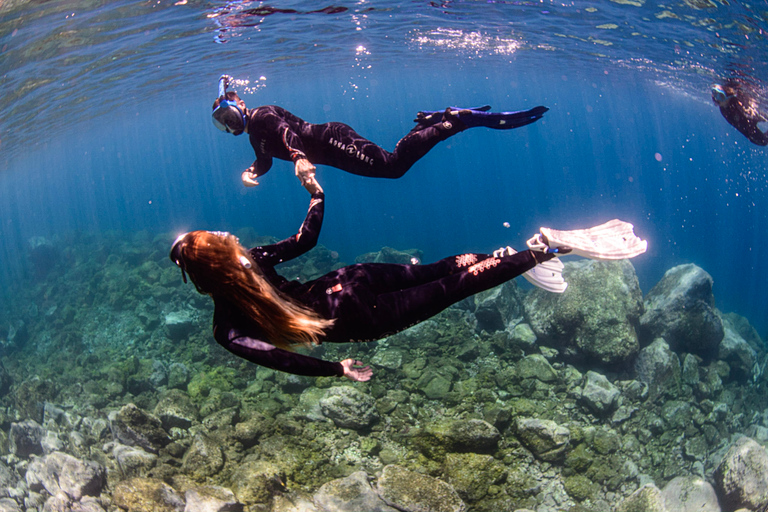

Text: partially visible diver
xmin=712 ymin=80 xmax=768 ymax=146
xmin=211 ymin=75 xmax=550 ymax=188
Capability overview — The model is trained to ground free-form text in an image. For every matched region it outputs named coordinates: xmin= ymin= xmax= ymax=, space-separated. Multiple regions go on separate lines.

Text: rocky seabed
xmin=1 ymin=232 xmax=767 ymax=512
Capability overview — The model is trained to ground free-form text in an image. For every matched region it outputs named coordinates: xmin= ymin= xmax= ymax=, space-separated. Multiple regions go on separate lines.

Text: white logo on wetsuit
xmin=328 ymin=137 xmax=374 ymax=166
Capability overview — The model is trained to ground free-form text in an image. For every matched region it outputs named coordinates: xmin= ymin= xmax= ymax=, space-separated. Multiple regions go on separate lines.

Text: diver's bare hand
xmin=303 ymin=175 xmax=324 ymax=195
xmin=340 ymin=359 xmax=372 ymax=382
xmin=294 ymin=158 xmax=317 ymax=185
xmin=241 ymin=168 xmax=259 ymax=187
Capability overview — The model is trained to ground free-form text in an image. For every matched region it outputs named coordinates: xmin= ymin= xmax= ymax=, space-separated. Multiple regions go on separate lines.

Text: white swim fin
xmin=494 ymin=246 xmax=567 ymax=293
xmin=528 ymin=219 xmax=647 ymax=260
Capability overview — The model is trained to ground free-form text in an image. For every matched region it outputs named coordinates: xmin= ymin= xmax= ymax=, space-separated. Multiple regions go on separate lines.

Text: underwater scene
xmin=2 ymin=1 xmax=768 ymax=511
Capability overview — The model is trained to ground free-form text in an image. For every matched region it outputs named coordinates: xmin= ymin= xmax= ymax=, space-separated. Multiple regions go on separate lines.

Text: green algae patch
xmin=187 ymin=367 xmax=236 ymax=399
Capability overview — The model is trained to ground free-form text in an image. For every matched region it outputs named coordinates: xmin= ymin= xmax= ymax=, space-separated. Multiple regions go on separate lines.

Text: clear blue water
xmin=1 ymin=0 xmax=767 ymax=334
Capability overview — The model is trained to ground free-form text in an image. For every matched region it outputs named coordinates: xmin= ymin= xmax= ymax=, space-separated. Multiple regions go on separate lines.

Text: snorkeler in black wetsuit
xmin=712 ymin=80 xmax=768 ymax=146
xmin=170 ymin=179 xmax=565 ymax=382
xmin=211 ymin=75 xmax=549 ymax=187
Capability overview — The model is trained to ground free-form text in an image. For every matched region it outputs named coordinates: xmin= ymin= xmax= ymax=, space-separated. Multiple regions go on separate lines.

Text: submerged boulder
xmin=377 ymin=464 xmax=466 ymax=512
xmin=9 ymin=420 xmax=45 ymax=458
xmin=25 ymin=451 xmax=105 ymax=501
xmin=616 ymin=483 xmax=666 ymax=512
xmin=112 ymin=477 xmax=185 ymax=512
xmin=719 ymin=317 xmax=758 ymax=382
xmin=714 ymin=436 xmax=768 ymax=512
xmin=579 ymin=371 xmax=620 ymax=416
xmin=443 ymin=453 xmax=506 ymax=502
xmin=319 ymin=386 xmax=379 ymax=430
xmin=153 ymin=389 xmax=198 ymax=431
xmin=412 ymin=419 xmax=501 ymax=460
xmin=471 ymin=281 xmax=522 ymax=333
xmin=524 ymin=259 xmax=643 ymax=366
xmin=314 ymin=471 xmax=397 ymax=512
xmin=109 ymin=403 xmax=171 ymax=454
xmin=639 ymin=264 xmax=723 ymax=359
xmin=661 ymin=476 xmax=720 ymax=512
xmin=634 ymin=338 xmax=681 ymax=399
xmin=515 ymin=417 xmax=570 ymax=462
xmin=184 ymin=485 xmax=243 ymax=512
xmin=181 ymin=434 xmax=225 ymax=480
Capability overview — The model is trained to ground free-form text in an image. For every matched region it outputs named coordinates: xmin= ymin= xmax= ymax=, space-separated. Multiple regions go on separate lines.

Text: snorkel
xmin=212 ymin=74 xmax=247 ymax=134
xmin=218 ymin=74 xmax=228 ymax=99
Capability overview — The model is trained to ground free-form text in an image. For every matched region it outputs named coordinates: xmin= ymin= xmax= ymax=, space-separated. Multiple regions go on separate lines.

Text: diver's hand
xmin=340 ymin=359 xmax=372 ymax=382
xmin=241 ymin=167 xmax=259 ymax=187
xmin=303 ymin=175 xmax=324 ymax=195
xmin=294 ymin=158 xmax=317 ymax=185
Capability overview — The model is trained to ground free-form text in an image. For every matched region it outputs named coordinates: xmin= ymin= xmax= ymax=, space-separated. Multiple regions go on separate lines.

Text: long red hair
xmin=177 ymin=231 xmax=333 ymax=350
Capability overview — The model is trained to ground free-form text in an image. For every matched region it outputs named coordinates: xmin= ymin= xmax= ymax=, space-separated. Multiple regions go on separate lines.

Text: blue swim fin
xmin=414 ymin=105 xmax=491 ymax=126
xmin=415 ymin=105 xmax=548 ymax=130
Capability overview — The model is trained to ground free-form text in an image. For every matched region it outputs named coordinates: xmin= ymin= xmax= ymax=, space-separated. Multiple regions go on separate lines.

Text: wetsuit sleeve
xmin=249 ymin=192 xmax=324 ymax=267
xmin=251 ymin=156 xmax=273 ymax=176
xmin=214 ymin=327 xmax=343 ymax=377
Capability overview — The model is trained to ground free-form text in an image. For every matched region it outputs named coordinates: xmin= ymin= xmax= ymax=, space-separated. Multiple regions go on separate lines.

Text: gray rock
xmin=26 ymin=452 xmax=105 ymax=501
xmin=0 ymin=498 xmax=21 ymax=512
xmin=473 ymin=281 xmax=521 ymax=333
xmin=722 ymin=312 xmax=763 ymax=350
xmin=714 ymin=437 xmax=768 ymax=512
xmin=661 ymin=400 xmax=694 ymax=430
xmin=0 ymin=461 xmax=14 ymax=498
xmin=113 ymin=443 xmax=158 ymax=478
xmin=445 ymin=419 xmax=501 ymax=453
xmin=412 ymin=419 xmax=501 ymax=459
xmin=271 ymin=492 xmax=318 ymax=512
xmin=319 ymin=386 xmax=379 ymax=430
xmin=443 ymin=453 xmax=506 ymax=502
xmin=154 ymin=389 xmax=198 ymax=431
xmin=580 ymin=371 xmax=620 ymax=416
xmin=525 ymin=259 xmax=643 ymax=366
xmin=418 ymin=370 xmax=452 ymax=400
xmin=149 ymin=360 xmax=168 ymax=388
xmin=682 ymin=353 xmax=701 ymax=386
xmin=109 ymin=403 xmax=170 ymax=453
xmin=635 ymin=338 xmax=681 ymax=399
xmin=292 ymin=388 xmax=328 ymax=422
xmin=184 ymin=486 xmax=243 ymax=512
xmin=181 ymin=434 xmax=224 ymax=480
xmin=168 ymin=362 xmax=190 ymax=390
xmin=377 ymin=464 xmax=466 ymax=512
xmin=639 ymin=264 xmax=724 ymax=359
xmin=719 ymin=318 xmax=758 ymax=382
xmin=516 ymin=354 xmax=558 ymax=382
xmin=70 ymin=496 xmax=106 ymax=512
xmin=9 ymin=420 xmax=45 ymax=457
xmin=0 ymin=359 xmax=12 ymax=399
xmin=370 ymin=347 xmax=405 ymax=370
xmin=661 ymin=476 xmax=720 ymax=512
xmin=165 ymin=311 xmax=196 ymax=341
xmin=314 ymin=471 xmax=397 ymax=512
xmin=112 ymin=477 xmax=185 ymax=512
xmin=510 ymin=323 xmax=537 ymax=351
xmin=41 ymin=430 xmax=65 ymax=455
xmin=515 ymin=417 xmax=570 ymax=462
xmin=233 ymin=414 xmax=274 ymax=448
xmin=230 ymin=460 xmax=284 ymax=505
xmin=616 ymin=483 xmax=666 ymax=512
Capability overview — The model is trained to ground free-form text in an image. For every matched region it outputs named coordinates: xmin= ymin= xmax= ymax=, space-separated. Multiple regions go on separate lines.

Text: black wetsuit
xmin=213 ymin=192 xmax=553 ymax=377
xmin=245 ymin=105 xmax=466 ymax=179
xmin=716 ymin=88 xmax=768 ymax=146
